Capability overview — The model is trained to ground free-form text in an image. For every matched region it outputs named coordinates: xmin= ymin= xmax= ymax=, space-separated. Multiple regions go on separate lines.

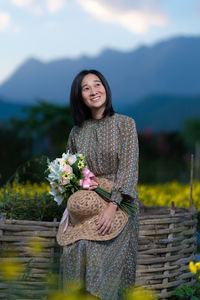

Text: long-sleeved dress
xmin=62 ymin=112 xmax=139 ymax=300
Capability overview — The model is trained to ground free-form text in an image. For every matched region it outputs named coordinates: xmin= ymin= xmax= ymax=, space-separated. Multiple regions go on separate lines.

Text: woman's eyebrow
xmin=81 ymin=80 xmax=101 ymax=88
xmin=81 ymin=84 xmax=88 ymax=88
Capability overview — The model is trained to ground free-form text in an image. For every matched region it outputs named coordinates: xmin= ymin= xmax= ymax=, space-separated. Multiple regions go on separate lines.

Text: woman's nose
xmin=90 ymin=87 xmax=97 ymax=95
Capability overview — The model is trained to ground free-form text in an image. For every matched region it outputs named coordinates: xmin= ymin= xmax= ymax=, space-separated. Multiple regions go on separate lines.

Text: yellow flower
xmin=63 ymin=172 xmax=70 ymax=180
xmin=78 ymin=161 xmax=84 ymax=169
xmin=27 ymin=237 xmax=45 ymax=257
xmin=195 ymin=262 xmax=200 ymax=270
xmin=0 ymin=260 xmax=24 ymax=281
xmin=189 ymin=261 xmax=197 ymax=274
xmin=48 ymin=280 xmax=86 ymax=300
xmin=48 ymin=291 xmax=77 ymax=300
xmin=127 ymin=286 xmax=157 ymax=300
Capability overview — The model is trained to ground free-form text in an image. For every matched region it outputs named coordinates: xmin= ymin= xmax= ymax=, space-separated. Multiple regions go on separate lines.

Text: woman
xmin=57 ymin=70 xmax=139 ymax=300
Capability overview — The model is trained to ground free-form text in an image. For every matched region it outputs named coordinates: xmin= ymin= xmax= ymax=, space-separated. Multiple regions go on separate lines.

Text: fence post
xmin=0 ymin=213 xmax=6 ymax=236
xmin=190 ymin=154 xmax=194 ymax=210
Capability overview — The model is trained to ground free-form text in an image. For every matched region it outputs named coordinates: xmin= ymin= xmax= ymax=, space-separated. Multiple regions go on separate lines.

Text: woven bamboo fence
xmin=0 ymin=214 xmax=60 ymax=299
xmin=136 ymin=204 xmax=197 ymax=299
xmin=0 ymin=203 xmax=197 ymax=299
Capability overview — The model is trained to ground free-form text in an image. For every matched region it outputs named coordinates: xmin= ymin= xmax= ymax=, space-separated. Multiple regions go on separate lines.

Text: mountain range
xmin=1 ymin=35 xmax=200 ymax=132
xmin=1 ymin=35 xmax=200 ymax=106
xmin=1 ymin=94 xmax=200 ymax=132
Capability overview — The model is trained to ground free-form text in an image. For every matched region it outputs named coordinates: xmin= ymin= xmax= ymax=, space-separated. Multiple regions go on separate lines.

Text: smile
xmin=91 ymin=96 xmax=100 ymax=102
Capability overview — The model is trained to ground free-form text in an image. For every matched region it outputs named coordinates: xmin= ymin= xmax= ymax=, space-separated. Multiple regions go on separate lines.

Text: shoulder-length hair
xmin=70 ymin=69 xmax=115 ymax=127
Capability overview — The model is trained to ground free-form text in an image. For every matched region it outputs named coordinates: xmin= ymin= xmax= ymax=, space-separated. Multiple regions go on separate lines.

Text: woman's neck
xmin=91 ymin=107 xmax=105 ymax=120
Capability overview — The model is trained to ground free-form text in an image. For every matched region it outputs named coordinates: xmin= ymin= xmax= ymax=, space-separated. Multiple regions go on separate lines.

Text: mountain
xmin=121 ymin=94 xmax=200 ymax=132
xmin=1 ymin=95 xmax=200 ymax=132
xmin=1 ymin=35 xmax=200 ymax=105
xmin=0 ymin=100 xmax=29 ymax=121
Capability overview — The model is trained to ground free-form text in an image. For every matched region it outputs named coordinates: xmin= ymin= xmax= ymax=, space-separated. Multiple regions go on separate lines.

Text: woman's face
xmin=81 ymin=73 xmax=106 ymax=113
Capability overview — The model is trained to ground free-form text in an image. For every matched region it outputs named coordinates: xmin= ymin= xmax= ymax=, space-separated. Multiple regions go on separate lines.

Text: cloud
xmin=11 ymin=0 xmax=43 ymax=15
xmin=45 ymin=0 xmax=65 ymax=13
xmin=0 ymin=11 xmax=11 ymax=32
xmin=12 ymin=0 xmax=35 ymax=6
xmin=11 ymin=0 xmax=65 ymax=14
xmin=13 ymin=25 xmax=21 ymax=34
xmin=77 ymin=0 xmax=167 ymax=34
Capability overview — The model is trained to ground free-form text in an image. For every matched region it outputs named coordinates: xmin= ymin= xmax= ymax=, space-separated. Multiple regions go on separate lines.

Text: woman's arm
xmin=110 ymin=117 xmax=139 ymax=206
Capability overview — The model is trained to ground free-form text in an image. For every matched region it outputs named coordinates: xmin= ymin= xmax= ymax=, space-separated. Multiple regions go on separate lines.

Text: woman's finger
xmin=98 ymin=219 xmax=110 ymax=234
xmin=101 ymin=222 xmax=112 ymax=235
xmin=96 ymin=216 xmax=106 ymax=230
xmin=97 ymin=218 xmax=108 ymax=232
xmin=96 ymin=212 xmax=104 ymax=227
xmin=108 ymin=221 xmax=114 ymax=234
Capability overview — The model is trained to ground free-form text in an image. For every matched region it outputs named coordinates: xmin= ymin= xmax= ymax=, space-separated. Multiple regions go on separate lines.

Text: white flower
xmin=58 ymin=186 xmax=64 ymax=193
xmin=60 ymin=177 xmax=70 ymax=185
xmin=54 ymin=195 xmax=63 ymax=205
xmin=49 ymin=188 xmax=57 ymax=196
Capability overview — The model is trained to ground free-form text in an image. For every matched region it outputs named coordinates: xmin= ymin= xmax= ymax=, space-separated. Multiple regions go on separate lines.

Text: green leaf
xmin=183 ymin=285 xmax=192 ymax=295
xmin=174 ymin=288 xmax=185 ymax=296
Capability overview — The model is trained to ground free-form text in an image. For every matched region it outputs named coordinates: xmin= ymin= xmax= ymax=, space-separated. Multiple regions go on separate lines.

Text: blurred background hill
xmin=1 ymin=36 xmax=200 ymax=105
xmin=1 ymin=35 xmax=200 ymax=132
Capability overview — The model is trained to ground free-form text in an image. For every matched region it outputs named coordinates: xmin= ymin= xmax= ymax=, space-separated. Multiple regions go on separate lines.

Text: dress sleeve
xmin=66 ymin=127 xmax=77 ymax=154
xmin=110 ymin=117 xmax=139 ymax=205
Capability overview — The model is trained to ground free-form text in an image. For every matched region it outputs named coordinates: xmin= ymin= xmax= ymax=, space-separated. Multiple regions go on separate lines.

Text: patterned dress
xmin=62 ymin=112 xmax=139 ymax=300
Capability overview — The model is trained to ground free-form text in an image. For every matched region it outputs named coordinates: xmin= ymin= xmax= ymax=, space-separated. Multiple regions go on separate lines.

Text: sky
xmin=0 ymin=0 xmax=200 ymax=84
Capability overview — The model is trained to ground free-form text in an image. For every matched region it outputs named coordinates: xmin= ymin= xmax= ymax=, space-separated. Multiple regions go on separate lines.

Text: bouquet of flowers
xmin=46 ymin=151 xmax=136 ymax=216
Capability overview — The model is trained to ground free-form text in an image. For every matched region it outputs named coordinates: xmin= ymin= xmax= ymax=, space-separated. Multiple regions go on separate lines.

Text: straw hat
xmin=56 ymin=178 xmax=128 ymax=246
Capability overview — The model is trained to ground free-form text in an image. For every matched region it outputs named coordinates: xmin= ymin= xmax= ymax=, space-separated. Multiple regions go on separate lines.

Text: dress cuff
xmin=111 ymin=190 xmax=123 ymax=205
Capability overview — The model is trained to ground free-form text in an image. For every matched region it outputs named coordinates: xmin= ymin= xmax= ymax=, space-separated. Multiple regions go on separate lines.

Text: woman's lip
xmin=91 ymin=96 xmax=100 ymax=101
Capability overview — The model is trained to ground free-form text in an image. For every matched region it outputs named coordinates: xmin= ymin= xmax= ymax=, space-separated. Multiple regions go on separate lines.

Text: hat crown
xmin=68 ymin=190 xmax=103 ymax=225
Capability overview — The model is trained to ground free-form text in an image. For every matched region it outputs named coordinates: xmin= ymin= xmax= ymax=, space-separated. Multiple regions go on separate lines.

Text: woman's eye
xmin=96 ymin=83 xmax=101 ymax=87
xmin=83 ymin=87 xmax=89 ymax=91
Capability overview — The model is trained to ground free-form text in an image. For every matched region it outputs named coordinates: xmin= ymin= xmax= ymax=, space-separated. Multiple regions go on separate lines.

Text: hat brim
xmin=56 ymin=191 xmax=128 ymax=246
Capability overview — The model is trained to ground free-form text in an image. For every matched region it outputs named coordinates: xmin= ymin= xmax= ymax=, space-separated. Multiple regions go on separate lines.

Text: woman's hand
xmin=96 ymin=202 xmax=117 ymax=235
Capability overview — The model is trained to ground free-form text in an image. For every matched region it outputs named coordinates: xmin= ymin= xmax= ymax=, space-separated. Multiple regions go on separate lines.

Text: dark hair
xmin=70 ymin=69 xmax=115 ymax=127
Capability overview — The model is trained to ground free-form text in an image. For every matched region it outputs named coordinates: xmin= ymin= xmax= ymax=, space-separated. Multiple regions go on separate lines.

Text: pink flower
xmin=68 ymin=155 xmax=77 ymax=165
xmin=61 ymin=177 xmax=70 ymax=185
xmin=64 ymin=165 xmax=72 ymax=174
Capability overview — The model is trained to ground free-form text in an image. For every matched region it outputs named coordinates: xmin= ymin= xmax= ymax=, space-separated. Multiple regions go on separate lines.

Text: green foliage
xmin=0 ymin=123 xmax=32 ymax=186
xmin=173 ymin=276 xmax=200 ymax=299
xmin=181 ymin=118 xmax=200 ymax=149
xmin=11 ymin=100 xmax=73 ymax=157
xmin=0 ymin=101 xmax=73 ymax=185
xmin=0 ymin=182 xmax=68 ymax=221
xmin=7 ymin=155 xmax=49 ymax=184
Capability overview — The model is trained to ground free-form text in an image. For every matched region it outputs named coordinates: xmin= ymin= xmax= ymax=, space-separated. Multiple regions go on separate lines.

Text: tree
xmin=182 ymin=118 xmax=200 ymax=180
xmin=11 ymin=100 xmax=73 ymax=157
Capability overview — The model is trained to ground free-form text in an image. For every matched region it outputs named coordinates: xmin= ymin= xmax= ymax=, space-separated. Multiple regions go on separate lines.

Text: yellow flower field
xmin=0 ymin=181 xmax=199 ymax=211
xmin=138 ymin=181 xmax=200 ymax=210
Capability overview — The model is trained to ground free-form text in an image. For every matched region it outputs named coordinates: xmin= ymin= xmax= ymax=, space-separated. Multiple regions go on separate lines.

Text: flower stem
xmin=94 ymin=187 xmax=136 ymax=216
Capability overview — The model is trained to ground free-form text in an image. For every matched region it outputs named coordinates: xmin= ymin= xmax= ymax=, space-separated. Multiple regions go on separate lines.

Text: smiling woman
xmin=57 ymin=69 xmax=139 ymax=300
xmin=69 ymin=70 xmax=114 ymax=127
xmin=81 ymin=73 xmax=107 ymax=119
